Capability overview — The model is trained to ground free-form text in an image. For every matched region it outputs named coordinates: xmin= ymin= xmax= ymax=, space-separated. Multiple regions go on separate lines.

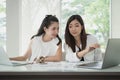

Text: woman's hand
xmin=32 ymin=56 xmax=45 ymax=64
xmin=86 ymin=43 xmax=100 ymax=52
xmin=90 ymin=43 xmax=100 ymax=48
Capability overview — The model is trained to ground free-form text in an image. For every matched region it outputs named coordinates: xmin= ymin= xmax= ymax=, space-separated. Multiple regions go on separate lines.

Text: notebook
xmin=0 ymin=46 xmax=31 ymax=66
xmin=76 ymin=39 xmax=120 ymax=69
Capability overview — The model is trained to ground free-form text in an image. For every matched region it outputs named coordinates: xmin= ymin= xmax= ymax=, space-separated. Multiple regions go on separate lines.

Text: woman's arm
xmin=76 ymin=43 xmax=100 ymax=58
xmin=36 ymin=43 xmax=62 ymax=63
xmin=9 ymin=40 xmax=32 ymax=61
xmin=44 ymin=43 xmax=62 ymax=62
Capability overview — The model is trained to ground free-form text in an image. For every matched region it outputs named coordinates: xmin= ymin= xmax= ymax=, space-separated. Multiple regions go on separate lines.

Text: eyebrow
xmin=69 ymin=23 xmax=79 ymax=25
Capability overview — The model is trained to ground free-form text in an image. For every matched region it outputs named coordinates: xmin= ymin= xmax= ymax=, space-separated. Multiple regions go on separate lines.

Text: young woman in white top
xmin=10 ymin=15 xmax=62 ymax=63
xmin=64 ymin=15 xmax=102 ymax=62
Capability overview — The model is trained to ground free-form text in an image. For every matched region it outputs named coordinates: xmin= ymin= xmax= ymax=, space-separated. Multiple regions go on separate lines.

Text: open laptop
xmin=76 ymin=39 xmax=120 ymax=69
xmin=0 ymin=46 xmax=31 ymax=66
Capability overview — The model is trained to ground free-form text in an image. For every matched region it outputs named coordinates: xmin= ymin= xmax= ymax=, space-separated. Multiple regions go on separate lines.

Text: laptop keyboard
xmin=77 ymin=62 xmax=103 ymax=69
xmin=80 ymin=62 xmax=102 ymax=66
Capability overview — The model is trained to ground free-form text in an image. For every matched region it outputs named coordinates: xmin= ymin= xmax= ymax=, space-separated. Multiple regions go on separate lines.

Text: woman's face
xmin=44 ymin=22 xmax=59 ymax=39
xmin=68 ymin=19 xmax=82 ymax=37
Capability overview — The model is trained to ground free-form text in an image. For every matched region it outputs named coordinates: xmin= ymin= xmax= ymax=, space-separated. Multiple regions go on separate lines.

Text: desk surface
xmin=0 ymin=61 xmax=120 ymax=72
xmin=0 ymin=61 xmax=120 ymax=80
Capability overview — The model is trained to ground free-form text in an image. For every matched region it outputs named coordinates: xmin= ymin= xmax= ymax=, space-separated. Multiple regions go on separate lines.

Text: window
xmin=0 ymin=0 xmax=6 ymax=48
xmin=61 ymin=0 xmax=111 ymax=52
xmin=21 ymin=0 xmax=60 ymax=55
xmin=21 ymin=0 xmax=111 ymax=55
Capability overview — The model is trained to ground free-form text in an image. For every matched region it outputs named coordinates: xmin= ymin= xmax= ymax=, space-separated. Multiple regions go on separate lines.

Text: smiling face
xmin=68 ymin=19 xmax=82 ymax=38
xmin=44 ymin=22 xmax=59 ymax=39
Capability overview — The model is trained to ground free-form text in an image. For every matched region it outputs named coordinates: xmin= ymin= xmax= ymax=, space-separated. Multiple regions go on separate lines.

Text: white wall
xmin=6 ymin=0 xmax=120 ymax=56
xmin=111 ymin=0 xmax=120 ymax=38
xmin=6 ymin=0 xmax=22 ymax=57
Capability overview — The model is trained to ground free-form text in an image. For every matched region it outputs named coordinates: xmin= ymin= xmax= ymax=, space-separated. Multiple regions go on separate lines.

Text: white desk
xmin=0 ymin=61 xmax=120 ymax=80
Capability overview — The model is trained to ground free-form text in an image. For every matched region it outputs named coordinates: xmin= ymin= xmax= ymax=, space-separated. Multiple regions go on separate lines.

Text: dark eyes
xmin=76 ymin=25 xmax=79 ymax=27
xmin=69 ymin=25 xmax=79 ymax=28
xmin=52 ymin=27 xmax=59 ymax=30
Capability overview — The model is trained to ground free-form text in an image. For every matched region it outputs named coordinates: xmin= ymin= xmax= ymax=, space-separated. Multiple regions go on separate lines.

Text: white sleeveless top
xmin=29 ymin=35 xmax=59 ymax=61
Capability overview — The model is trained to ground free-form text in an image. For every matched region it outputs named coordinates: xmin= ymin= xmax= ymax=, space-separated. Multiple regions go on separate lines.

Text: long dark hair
xmin=31 ymin=15 xmax=61 ymax=45
xmin=65 ymin=15 xmax=87 ymax=52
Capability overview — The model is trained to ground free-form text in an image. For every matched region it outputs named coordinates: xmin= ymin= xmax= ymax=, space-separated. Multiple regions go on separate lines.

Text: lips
xmin=72 ymin=32 xmax=77 ymax=34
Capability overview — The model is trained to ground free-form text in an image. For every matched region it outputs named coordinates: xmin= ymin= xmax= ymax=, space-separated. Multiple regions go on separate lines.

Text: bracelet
xmin=39 ymin=56 xmax=45 ymax=63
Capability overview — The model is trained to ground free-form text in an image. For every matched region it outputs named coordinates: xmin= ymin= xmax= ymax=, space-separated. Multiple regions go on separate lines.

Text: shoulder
xmin=87 ymin=34 xmax=98 ymax=42
xmin=53 ymin=37 xmax=60 ymax=44
xmin=63 ymin=42 xmax=70 ymax=50
xmin=87 ymin=34 xmax=98 ymax=45
xmin=87 ymin=34 xmax=96 ymax=39
xmin=31 ymin=36 xmax=41 ymax=43
xmin=32 ymin=36 xmax=41 ymax=40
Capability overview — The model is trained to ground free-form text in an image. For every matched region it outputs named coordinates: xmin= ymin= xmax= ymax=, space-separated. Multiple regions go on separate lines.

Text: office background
xmin=0 ymin=0 xmax=120 ymax=57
